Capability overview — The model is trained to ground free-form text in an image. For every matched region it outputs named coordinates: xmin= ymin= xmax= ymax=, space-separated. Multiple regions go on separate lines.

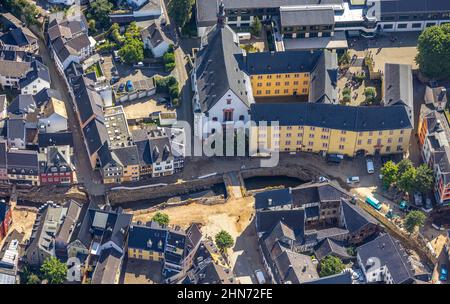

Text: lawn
xmin=86 ymin=62 xmax=103 ymax=77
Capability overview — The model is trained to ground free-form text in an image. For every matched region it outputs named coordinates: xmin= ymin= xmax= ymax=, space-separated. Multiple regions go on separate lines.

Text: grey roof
xmin=133 ymin=129 xmax=174 ymax=165
xmin=196 ymin=0 xmax=344 ymax=26
xmin=256 ymin=209 xmax=305 ymax=239
xmin=377 ymin=0 xmax=450 ymax=15
xmin=292 ymin=182 xmax=350 ymax=207
xmin=357 ymin=233 xmax=415 ymax=284
xmin=141 ymin=23 xmax=165 ymax=47
xmin=56 ymin=200 xmax=82 ymax=244
xmin=242 ymin=50 xmax=322 ymax=75
xmin=6 ymin=150 xmax=38 ymax=173
xmin=384 ymin=63 xmax=413 ymax=123
xmin=254 ymin=188 xmax=293 ymax=210
xmin=341 ymin=198 xmax=377 ymax=233
xmin=7 ymin=117 xmax=26 ymax=141
xmin=0 ymin=95 xmax=6 ymax=112
xmin=314 ymin=238 xmax=352 ymax=261
xmin=251 ymin=103 xmax=412 ymax=131
xmin=19 ymin=60 xmax=51 ymax=88
xmin=38 ymin=132 xmax=74 ymax=148
xmin=274 ymin=250 xmax=319 ymax=283
xmin=72 ymin=76 xmax=104 ymax=125
xmin=128 ymin=221 xmax=168 ymax=252
xmin=8 ymin=95 xmax=36 ymax=114
xmin=33 ymin=88 xmax=62 ymax=108
xmin=112 ymin=145 xmax=140 ymax=167
xmin=304 ymin=271 xmax=352 ymax=284
xmin=83 ymin=118 xmax=108 ymax=156
xmin=90 ymin=247 xmax=122 ymax=284
xmin=195 ymin=24 xmax=252 ymax=112
xmin=280 ymin=7 xmax=335 ymax=27
xmin=0 ymin=142 xmax=6 ymax=168
xmin=65 ymin=33 xmax=90 ymax=52
xmin=309 ymin=50 xmax=338 ymax=104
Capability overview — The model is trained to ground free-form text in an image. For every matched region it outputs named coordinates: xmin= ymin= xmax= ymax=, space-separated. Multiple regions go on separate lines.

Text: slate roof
xmin=128 ymin=221 xmax=168 ymax=253
xmin=254 ymin=188 xmax=293 ymax=210
xmin=195 ymin=0 xmax=344 ymax=26
xmin=341 ymin=198 xmax=377 ymax=233
xmin=280 ymin=7 xmax=335 ymax=27
xmin=82 ymin=118 xmax=108 ymax=156
xmin=195 ymin=24 xmax=252 ymax=112
xmin=377 ymin=0 xmax=450 ymax=14
xmin=7 ymin=150 xmax=38 ymax=174
xmin=256 ymin=209 xmax=305 ymax=240
xmin=0 ymin=95 xmax=6 ymax=112
xmin=0 ymin=142 xmax=7 ymax=169
xmin=384 ymin=63 xmax=413 ymax=124
xmin=7 ymin=117 xmax=26 ymax=141
xmin=309 ymin=50 xmax=338 ymax=104
xmin=90 ymin=247 xmax=122 ymax=284
xmin=72 ymin=76 xmax=104 ymax=125
xmin=19 ymin=60 xmax=51 ymax=88
xmin=251 ymin=103 xmax=412 ymax=131
xmin=357 ymin=233 xmax=415 ymax=284
xmin=291 ymin=182 xmax=350 ymax=207
xmin=8 ymin=95 xmax=36 ymax=115
xmin=314 ymin=238 xmax=352 ymax=261
xmin=274 ymin=250 xmax=319 ymax=284
xmin=38 ymin=132 xmax=73 ymax=148
xmin=133 ymin=129 xmax=174 ymax=166
xmin=112 ymin=145 xmax=140 ymax=167
xmin=33 ymin=88 xmax=63 ymax=108
xmin=141 ymin=23 xmax=165 ymax=47
xmin=304 ymin=271 xmax=352 ymax=284
xmin=0 ymin=60 xmax=30 ymax=78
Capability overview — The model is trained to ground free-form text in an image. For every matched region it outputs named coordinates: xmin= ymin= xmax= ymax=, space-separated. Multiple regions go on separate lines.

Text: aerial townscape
xmin=1 ymin=0 xmax=450 ymax=288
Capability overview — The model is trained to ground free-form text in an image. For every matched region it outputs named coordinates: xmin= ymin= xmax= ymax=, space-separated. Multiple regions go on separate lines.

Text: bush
xmin=172 ymin=98 xmax=180 ymax=107
xmin=169 ymin=84 xmax=179 ymax=98
xmin=364 ymin=87 xmax=377 ymax=103
xmin=163 ymin=52 xmax=175 ymax=63
xmin=342 ymin=87 xmax=351 ymax=96
xmin=342 ymin=94 xmax=351 ymax=103
xmin=165 ymin=62 xmax=176 ymax=72
xmin=354 ymin=72 xmax=366 ymax=83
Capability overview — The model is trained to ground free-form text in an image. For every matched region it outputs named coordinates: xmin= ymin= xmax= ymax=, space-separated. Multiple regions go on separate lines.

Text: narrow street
xmin=35 ymin=32 xmax=105 ymax=196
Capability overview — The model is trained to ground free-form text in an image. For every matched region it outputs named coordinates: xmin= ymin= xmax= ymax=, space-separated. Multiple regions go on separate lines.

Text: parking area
xmin=120 ymin=258 xmax=164 ymax=284
xmin=122 ymin=95 xmax=175 ymax=120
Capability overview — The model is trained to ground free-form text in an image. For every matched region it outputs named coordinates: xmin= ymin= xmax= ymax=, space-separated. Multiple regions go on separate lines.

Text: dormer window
xmin=147 ymin=239 xmax=153 ymax=248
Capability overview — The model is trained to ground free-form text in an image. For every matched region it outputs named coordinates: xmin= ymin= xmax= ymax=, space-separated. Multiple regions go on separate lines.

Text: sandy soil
xmin=131 ymin=197 xmax=255 ymax=241
xmin=1 ymin=207 xmax=37 ymax=249
xmin=122 ymin=98 xmax=175 ymax=120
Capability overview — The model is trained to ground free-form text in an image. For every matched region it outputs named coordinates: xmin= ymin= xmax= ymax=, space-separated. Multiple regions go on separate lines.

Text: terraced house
xmin=250 ymin=103 xmax=412 ymax=157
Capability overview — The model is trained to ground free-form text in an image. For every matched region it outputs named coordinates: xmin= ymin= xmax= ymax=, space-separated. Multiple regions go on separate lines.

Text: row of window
xmin=252 ymin=73 xmax=309 ymax=80
xmin=261 ymin=126 xmax=405 ymax=136
xmin=255 ymin=88 xmax=308 ymax=95
xmin=256 ymin=80 xmax=308 ymax=87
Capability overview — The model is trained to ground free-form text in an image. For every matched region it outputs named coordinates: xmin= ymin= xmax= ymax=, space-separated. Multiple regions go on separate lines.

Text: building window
xmin=339 ymin=145 xmax=345 ymax=150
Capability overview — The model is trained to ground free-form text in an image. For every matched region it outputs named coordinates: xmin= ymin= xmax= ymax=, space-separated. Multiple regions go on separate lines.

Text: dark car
xmin=110 ymin=77 xmax=119 ymax=85
xmin=118 ymin=83 xmax=125 ymax=92
xmin=440 ymin=264 xmax=448 ymax=282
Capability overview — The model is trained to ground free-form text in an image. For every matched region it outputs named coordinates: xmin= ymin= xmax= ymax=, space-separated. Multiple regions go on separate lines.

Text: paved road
xmin=36 ymin=33 xmax=105 ymax=196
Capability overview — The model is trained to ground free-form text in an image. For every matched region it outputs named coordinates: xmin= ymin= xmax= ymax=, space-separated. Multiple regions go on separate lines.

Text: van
xmin=254 ymin=270 xmax=266 ymax=284
xmin=366 ymin=157 xmax=374 ymax=174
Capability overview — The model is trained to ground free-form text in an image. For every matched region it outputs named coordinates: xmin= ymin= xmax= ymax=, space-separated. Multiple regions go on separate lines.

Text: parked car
xmin=327 ymin=154 xmax=343 ymax=165
xmin=118 ymin=83 xmax=125 ymax=92
xmin=422 ymin=198 xmax=433 ymax=213
xmin=439 ymin=264 xmax=448 ymax=282
xmin=347 ymin=176 xmax=360 ymax=185
xmin=126 ymin=80 xmax=134 ymax=92
xmin=366 ymin=157 xmax=374 ymax=174
xmin=413 ymin=192 xmax=423 ymax=206
xmin=254 ymin=270 xmax=266 ymax=284
xmin=110 ymin=76 xmax=119 ymax=85
xmin=156 ymin=97 xmax=167 ymax=105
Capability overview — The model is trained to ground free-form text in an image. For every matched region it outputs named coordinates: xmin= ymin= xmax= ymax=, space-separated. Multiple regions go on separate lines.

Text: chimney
xmin=217 ymin=1 xmax=226 ymax=27
xmin=289 ymin=187 xmax=292 ymax=194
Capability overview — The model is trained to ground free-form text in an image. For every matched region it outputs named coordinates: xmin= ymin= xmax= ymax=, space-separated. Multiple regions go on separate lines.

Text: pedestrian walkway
xmin=224 ymin=172 xmax=244 ymax=200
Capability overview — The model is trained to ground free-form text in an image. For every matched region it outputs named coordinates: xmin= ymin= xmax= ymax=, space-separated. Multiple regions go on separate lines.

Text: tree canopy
xmin=89 ymin=0 xmax=113 ymax=29
xmin=381 ymin=160 xmax=399 ymax=188
xmin=215 ymin=230 xmax=234 ymax=252
xmin=3 ymin=0 xmax=39 ymax=25
xmin=250 ymin=17 xmax=262 ymax=37
xmin=414 ymin=164 xmax=434 ymax=194
xmin=168 ymin=0 xmax=195 ymax=28
xmin=26 ymin=273 xmax=41 ymax=284
xmin=40 ymin=257 xmax=67 ymax=284
xmin=404 ymin=210 xmax=426 ymax=234
xmin=152 ymin=212 xmax=170 ymax=226
xmin=416 ymin=24 xmax=450 ymax=79
xmin=319 ymin=256 xmax=346 ymax=277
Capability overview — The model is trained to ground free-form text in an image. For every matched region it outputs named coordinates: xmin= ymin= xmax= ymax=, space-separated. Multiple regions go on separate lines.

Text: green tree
xmin=27 ymin=274 xmax=41 ymax=284
xmin=118 ymin=39 xmax=144 ymax=64
xmin=397 ymin=166 xmax=417 ymax=194
xmin=250 ymin=17 xmax=262 ymax=37
xmin=152 ymin=212 xmax=170 ymax=226
xmin=40 ymin=257 xmax=67 ymax=284
xmin=88 ymin=19 xmax=96 ymax=32
xmin=397 ymin=159 xmax=413 ymax=177
xmin=364 ymin=87 xmax=377 ymax=103
xmin=168 ymin=0 xmax=195 ymax=28
xmin=381 ymin=160 xmax=399 ymax=188
xmin=215 ymin=230 xmax=234 ymax=252
xmin=416 ymin=24 xmax=450 ymax=79
xmin=89 ymin=0 xmax=113 ymax=28
xmin=404 ymin=210 xmax=426 ymax=234
xmin=414 ymin=164 xmax=434 ymax=194
xmin=319 ymin=256 xmax=345 ymax=277
xmin=3 ymin=0 xmax=39 ymax=25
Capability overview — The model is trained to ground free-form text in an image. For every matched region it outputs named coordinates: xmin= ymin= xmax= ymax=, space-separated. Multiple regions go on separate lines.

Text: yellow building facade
xmin=128 ymin=247 xmax=164 ymax=261
xmin=250 ymin=72 xmax=310 ymax=97
xmin=250 ymin=103 xmax=412 ymax=157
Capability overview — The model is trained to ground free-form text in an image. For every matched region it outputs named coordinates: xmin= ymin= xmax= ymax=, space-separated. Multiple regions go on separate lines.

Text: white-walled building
xmin=38 ymin=97 xmax=69 ymax=133
xmin=141 ymin=23 xmax=169 ymax=58
xmin=192 ymin=3 xmax=254 ymax=140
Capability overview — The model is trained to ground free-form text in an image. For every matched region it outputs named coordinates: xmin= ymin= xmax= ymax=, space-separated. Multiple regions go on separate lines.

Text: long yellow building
xmin=250 ymin=103 xmax=412 ymax=157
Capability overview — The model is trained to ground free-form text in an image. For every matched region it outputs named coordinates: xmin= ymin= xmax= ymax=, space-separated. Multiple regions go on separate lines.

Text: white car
xmin=347 ymin=176 xmax=360 ymax=185
xmin=254 ymin=270 xmax=266 ymax=284
xmin=366 ymin=157 xmax=374 ymax=174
